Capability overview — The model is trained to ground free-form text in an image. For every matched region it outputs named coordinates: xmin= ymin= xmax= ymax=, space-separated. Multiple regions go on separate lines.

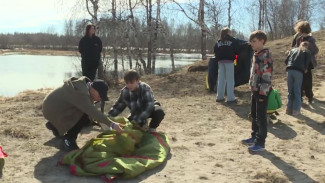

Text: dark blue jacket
xmin=214 ymin=35 xmax=240 ymax=61
xmin=292 ymin=35 xmax=319 ymax=69
xmin=285 ymin=47 xmax=311 ymax=73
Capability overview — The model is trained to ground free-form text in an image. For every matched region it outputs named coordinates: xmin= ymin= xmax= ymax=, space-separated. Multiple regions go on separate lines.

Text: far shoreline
xmin=0 ymin=48 xmax=78 ymax=56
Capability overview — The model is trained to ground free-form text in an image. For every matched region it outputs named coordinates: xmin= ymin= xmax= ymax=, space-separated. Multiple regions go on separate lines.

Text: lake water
xmin=0 ymin=54 xmax=201 ymax=97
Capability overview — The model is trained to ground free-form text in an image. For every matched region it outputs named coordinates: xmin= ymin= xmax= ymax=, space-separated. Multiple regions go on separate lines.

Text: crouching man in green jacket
xmin=42 ymin=76 xmax=122 ymax=151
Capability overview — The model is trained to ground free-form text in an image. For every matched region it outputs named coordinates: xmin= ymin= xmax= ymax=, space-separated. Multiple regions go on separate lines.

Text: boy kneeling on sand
xmin=108 ymin=69 xmax=165 ymax=132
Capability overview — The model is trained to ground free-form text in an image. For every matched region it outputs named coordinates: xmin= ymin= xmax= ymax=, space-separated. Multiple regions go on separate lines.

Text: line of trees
xmin=1 ymin=0 xmax=324 ymax=78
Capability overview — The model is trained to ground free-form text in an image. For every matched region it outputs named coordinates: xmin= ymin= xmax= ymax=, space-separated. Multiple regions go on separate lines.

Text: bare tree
xmin=228 ymin=0 xmax=231 ymax=28
xmin=111 ymin=0 xmax=119 ymax=79
xmin=151 ymin=0 xmax=162 ymax=73
xmin=144 ymin=0 xmax=153 ymax=74
xmin=205 ymin=1 xmax=225 ymax=41
xmin=258 ymin=0 xmax=267 ymax=30
xmin=199 ymin=0 xmax=207 ymax=60
xmin=125 ymin=20 xmax=133 ymax=69
xmin=172 ymin=0 xmax=209 ymax=60
xmin=320 ymin=0 xmax=325 ymax=29
xmin=128 ymin=0 xmax=147 ymax=72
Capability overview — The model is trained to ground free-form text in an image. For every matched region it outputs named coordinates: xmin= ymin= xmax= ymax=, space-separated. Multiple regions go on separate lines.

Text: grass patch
xmin=3 ymin=128 xmax=36 ymax=139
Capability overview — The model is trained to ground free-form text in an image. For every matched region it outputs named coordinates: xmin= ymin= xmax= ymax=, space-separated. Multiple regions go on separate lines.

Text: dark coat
xmin=78 ymin=35 xmax=102 ymax=65
xmin=214 ymin=35 xmax=239 ymax=61
xmin=292 ymin=35 xmax=319 ymax=69
xmin=285 ymin=48 xmax=311 ymax=73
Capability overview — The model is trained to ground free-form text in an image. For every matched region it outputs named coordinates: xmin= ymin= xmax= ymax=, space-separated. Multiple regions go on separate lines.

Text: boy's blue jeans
xmin=251 ymin=91 xmax=269 ymax=146
xmin=216 ymin=62 xmax=235 ymax=101
xmin=287 ymin=70 xmax=303 ymax=112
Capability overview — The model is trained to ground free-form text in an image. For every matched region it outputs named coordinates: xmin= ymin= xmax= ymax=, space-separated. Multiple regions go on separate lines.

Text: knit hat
xmin=92 ymin=81 xmax=108 ymax=101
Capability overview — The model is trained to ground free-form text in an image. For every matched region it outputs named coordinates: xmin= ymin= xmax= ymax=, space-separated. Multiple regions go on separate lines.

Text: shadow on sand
xmin=294 ymin=114 xmax=325 ymax=135
xmin=251 ymin=151 xmax=316 ymax=183
xmin=35 ymin=140 xmax=172 ymax=183
xmin=302 ymin=98 xmax=325 ymax=117
xmin=268 ymin=120 xmax=297 ymax=140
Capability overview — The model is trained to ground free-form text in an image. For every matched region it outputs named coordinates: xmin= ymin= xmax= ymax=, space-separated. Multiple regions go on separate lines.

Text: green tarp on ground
xmin=59 ymin=117 xmax=170 ymax=182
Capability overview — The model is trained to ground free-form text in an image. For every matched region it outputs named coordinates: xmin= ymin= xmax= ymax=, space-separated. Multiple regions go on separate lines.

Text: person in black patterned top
xmin=108 ymin=70 xmax=165 ymax=132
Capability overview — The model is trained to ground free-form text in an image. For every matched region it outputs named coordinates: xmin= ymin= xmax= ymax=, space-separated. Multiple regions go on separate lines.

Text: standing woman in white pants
xmin=214 ymin=27 xmax=239 ymax=103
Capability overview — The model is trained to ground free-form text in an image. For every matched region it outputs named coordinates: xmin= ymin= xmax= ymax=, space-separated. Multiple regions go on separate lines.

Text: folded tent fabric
xmin=59 ymin=116 xmax=170 ymax=181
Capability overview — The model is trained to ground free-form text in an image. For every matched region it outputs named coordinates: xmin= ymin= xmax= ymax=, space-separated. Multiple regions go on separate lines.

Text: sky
xmin=0 ymin=0 xmax=79 ymax=34
xmin=0 ymin=0 xmax=321 ymax=37
xmin=0 ymin=0 xmax=252 ymax=35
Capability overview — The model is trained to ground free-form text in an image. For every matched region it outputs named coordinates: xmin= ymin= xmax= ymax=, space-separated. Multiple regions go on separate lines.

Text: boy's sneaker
xmin=248 ymin=144 xmax=265 ymax=152
xmin=269 ymin=114 xmax=277 ymax=120
xmin=226 ymin=99 xmax=237 ymax=104
xmin=216 ymin=99 xmax=224 ymax=102
xmin=45 ymin=122 xmax=59 ymax=137
xmin=292 ymin=111 xmax=301 ymax=117
xmin=63 ymin=138 xmax=79 ymax=152
xmin=241 ymin=137 xmax=255 ymax=146
xmin=285 ymin=109 xmax=292 ymax=115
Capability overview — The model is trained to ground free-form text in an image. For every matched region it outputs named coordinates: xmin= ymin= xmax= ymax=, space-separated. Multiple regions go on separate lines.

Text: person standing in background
xmin=78 ymin=24 xmax=102 ymax=81
xmin=214 ymin=27 xmax=239 ymax=103
xmin=285 ymin=42 xmax=311 ymax=116
xmin=291 ymin=21 xmax=319 ymax=104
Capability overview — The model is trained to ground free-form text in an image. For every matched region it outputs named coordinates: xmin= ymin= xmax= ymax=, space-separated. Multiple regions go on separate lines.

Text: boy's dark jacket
xmin=285 ymin=47 xmax=311 ymax=73
xmin=292 ymin=35 xmax=319 ymax=69
xmin=214 ymin=35 xmax=239 ymax=61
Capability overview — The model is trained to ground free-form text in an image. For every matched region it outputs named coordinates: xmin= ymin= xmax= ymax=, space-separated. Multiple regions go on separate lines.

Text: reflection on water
xmin=0 ymin=54 xmax=199 ymax=97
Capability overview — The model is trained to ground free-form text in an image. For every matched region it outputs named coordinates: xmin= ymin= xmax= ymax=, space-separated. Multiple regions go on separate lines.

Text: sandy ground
xmin=1 ymin=30 xmax=325 ymax=182
xmin=0 ymin=61 xmax=325 ymax=183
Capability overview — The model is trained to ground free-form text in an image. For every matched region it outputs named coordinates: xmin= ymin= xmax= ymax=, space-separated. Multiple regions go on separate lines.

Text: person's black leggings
xmin=301 ymin=69 xmax=313 ymax=100
xmin=65 ymin=114 xmax=90 ymax=140
xmin=81 ymin=59 xmax=99 ymax=81
xmin=148 ymin=105 xmax=165 ymax=129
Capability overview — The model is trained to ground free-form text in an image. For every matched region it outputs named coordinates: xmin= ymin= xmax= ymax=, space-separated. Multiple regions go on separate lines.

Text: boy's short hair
xmin=124 ymin=69 xmax=140 ymax=83
xmin=294 ymin=21 xmax=311 ymax=34
xmin=249 ymin=30 xmax=267 ymax=44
